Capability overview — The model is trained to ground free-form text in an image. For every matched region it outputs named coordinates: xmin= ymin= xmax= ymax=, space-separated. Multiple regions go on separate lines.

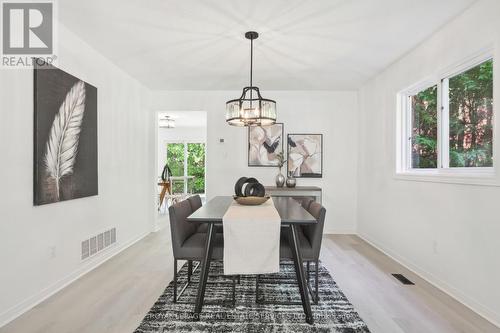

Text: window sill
xmin=394 ymin=169 xmax=500 ymax=186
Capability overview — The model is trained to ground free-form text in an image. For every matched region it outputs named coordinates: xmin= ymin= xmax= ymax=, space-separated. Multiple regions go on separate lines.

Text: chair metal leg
xmin=232 ymin=276 xmax=236 ymax=307
xmin=256 ymin=260 xmax=321 ymax=306
xmin=289 ymin=225 xmax=314 ymax=324
xmin=187 ymin=260 xmax=193 ymax=282
xmin=255 ymin=274 xmax=260 ymax=303
xmin=307 ymin=261 xmax=310 ymax=283
xmin=174 ymin=260 xmax=236 ymax=305
xmin=173 ymin=259 xmax=178 ymax=303
xmin=314 ymin=260 xmax=319 ymax=304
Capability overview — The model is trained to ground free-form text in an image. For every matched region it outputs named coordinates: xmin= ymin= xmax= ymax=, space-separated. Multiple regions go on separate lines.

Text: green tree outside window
xmin=411 ymin=85 xmax=438 ymax=168
xmin=449 ymin=59 xmax=493 ymax=167
xmin=166 ymin=142 xmax=205 ymax=194
xmin=409 ymin=59 xmax=493 ymax=169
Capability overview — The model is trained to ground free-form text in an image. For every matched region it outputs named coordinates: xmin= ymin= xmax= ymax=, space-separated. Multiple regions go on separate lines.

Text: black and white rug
xmin=135 ymin=261 xmax=370 ymax=332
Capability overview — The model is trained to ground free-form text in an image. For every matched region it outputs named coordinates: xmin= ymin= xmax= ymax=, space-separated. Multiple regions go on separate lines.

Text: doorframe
xmin=153 ymin=110 xmax=208 ymax=231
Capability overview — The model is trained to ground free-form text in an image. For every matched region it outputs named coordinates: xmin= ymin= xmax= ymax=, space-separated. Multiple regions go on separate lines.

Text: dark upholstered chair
xmin=258 ymin=200 xmax=326 ymax=304
xmin=280 ymin=198 xmax=314 ymax=231
xmin=188 ymin=195 xmax=224 ymax=234
xmin=169 ymin=198 xmax=232 ymax=303
xmin=188 ymin=194 xmax=202 ymax=211
xmin=301 ymin=198 xmax=314 ymax=210
xmin=187 ymin=195 xmax=209 ymax=233
xmin=287 ymin=201 xmax=326 ymax=303
xmin=279 ymin=200 xmax=325 ymax=262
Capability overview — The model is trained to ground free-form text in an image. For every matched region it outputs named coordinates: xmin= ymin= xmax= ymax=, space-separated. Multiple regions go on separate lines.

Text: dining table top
xmin=186 ymin=196 xmax=317 ymax=225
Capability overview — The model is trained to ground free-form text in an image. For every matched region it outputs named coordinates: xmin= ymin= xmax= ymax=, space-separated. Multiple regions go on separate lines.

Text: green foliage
xmin=411 ymin=85 xmax=438 ymax=168
xmin=187 ymin=143 xmax=206 ymax=194
xmin=166 ymin=143 xmax=184 ymax=176
xmin=411 ymin=59 xmax=493 ymax=169
xmin=166 ymin=142 xmax=206 ymax=194
xmin=166 ymin=143 xmax=185 ymax=193
xmin=449 ymin=59 xmax=493 ymax=167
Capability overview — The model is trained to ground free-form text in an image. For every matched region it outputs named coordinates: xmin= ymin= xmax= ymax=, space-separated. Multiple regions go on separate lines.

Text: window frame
xmin=396 ymin=49 xmax=497 ymax=186
xmin=165 ymin=140 xmax=206 ymax=194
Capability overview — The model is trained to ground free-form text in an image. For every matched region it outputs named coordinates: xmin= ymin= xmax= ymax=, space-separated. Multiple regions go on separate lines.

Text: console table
xmin=265 ymin=186 xmax=322 ymax=204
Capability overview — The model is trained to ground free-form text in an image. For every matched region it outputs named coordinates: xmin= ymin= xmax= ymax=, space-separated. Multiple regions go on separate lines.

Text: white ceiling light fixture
xmin=226 ymin=31 xmax=277 ymax=127
xmin=159 ymin=116 xmax=175 ymax=128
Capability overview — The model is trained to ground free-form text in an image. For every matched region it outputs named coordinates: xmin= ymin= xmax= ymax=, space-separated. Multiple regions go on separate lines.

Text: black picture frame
xmin=287 ymin=133 xmax=323 ymax=178
xmin=34 ymin=60 xmax=98 ymax=205
xmin=248 ymin=123 xmax=284 ymax=167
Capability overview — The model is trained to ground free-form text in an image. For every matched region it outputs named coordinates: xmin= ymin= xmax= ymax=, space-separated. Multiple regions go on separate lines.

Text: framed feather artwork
xmin=287 ymin=134 xmax=323 ymax=178
xmin=34 ymin=61 xmax=98 ymax=205
xmin=248 ymin=123 xmax=283 ymax=167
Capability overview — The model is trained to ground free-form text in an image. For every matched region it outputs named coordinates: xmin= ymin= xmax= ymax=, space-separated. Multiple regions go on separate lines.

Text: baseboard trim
xmin=358 ymin=233 xmax=500 ymax=329
xmin=0 ymin=230 xmax=151 ymax=328
xmin=323 ymin=230 xmax=356 ymax=235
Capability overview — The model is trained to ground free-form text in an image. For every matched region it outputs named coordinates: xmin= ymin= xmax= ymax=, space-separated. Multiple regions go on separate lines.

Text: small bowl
xmin=233 ymin=196 xmax=270 ymax=206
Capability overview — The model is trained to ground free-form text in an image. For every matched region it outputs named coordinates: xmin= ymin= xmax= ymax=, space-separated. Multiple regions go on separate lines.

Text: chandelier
xmin=226 ymin=31 xmax=277 ymax=127
xmin=159 ymin=116 xmax=175 ymax=128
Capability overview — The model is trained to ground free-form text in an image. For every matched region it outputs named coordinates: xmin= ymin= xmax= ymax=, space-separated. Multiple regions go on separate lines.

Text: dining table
xmin=186 ymin=196 xmax=317 ymax=324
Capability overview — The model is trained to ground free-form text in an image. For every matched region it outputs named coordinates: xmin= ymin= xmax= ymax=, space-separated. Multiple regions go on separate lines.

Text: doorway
xmin=156 ymin=111 xmax=207 ymax=222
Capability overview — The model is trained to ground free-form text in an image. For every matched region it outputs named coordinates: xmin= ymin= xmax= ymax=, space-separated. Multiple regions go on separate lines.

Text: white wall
xmin=0 ymin=24 xmax=153 ymax=326
xmin=157 ymin=126 xmax=207 ymax=176
xmin=152 ymin=90 xmax=359 ymax=234
xmin=357 ymin=0 xmax=500 ymax=326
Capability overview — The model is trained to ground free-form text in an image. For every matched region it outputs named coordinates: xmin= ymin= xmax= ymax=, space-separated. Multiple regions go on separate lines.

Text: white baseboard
xmin=0 ymin=231 xmax=151 ymax=328
xmin=358 ymin=233 xmax=500 ymax=329
xmin=323 ymin=230 xmax=356 ymax=235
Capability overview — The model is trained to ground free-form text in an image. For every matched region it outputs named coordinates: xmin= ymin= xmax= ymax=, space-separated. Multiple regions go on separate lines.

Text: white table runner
xmin=222 ymin=199 xmax=281 ymax=275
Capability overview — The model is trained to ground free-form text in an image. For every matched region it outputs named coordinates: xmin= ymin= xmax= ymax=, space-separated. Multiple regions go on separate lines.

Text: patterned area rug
xmin=135 ymin=261 xmax=370 ymax=332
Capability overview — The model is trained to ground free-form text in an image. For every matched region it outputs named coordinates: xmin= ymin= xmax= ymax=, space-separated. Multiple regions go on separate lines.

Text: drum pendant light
xmin=225 ymin=31 xmax=277 ymax=127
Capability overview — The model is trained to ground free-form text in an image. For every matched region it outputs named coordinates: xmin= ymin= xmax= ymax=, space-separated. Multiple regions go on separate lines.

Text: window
xmin=448 ymin=60 xmax=493 ymax=167
xmin=399 ymin=56 xmax=494 ymax=179
xmin=410 ymin=85 xmax=438 ymax=169
xmin=166 ymin=142 xmax=206 ymax=194
xmin=187 ymin=143 xmax=206 ymax=194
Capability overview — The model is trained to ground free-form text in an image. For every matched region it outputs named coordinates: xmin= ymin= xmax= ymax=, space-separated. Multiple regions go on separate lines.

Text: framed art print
xmin=287 ymin=133 xmax=323 ymax=178
xmin=34 ymin=60 xmax=98 ymax=205
xmin=248 ymin=123 xmax=284 ymax=167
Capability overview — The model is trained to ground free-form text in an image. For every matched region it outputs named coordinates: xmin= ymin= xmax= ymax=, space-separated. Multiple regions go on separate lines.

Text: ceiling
xmin=60 ymin=0 xmax=475 ymax=90
xmin=158 ymin=111 xmax=207 ymax=128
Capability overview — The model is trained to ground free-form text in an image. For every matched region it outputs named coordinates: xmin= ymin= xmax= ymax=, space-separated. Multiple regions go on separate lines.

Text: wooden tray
xmin=233 ymin=196 xmax=270 ymax=206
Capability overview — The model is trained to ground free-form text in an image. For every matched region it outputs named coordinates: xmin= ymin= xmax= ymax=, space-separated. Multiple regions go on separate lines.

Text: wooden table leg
xmin=158 ymin=185 xmax=167 ymax=209
xmin=194 ymin=223 xmax=215 ymax=317
xmin=158 ymin=182 xmax=171 ymax=209
xmin=289 ymin=224 xmax=314 ymax=324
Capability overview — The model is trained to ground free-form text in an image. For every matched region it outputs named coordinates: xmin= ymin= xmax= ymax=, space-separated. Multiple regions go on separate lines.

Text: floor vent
xmin=392 ymin=273 xmax=415 ymax=285
xmin=82 ymin=228 xmax=116 ymax=260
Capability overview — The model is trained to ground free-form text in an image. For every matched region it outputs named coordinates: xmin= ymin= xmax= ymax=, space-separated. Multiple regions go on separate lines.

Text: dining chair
xmin=256 ymin=200 xmax=326 ymax=305
xmin=301 ymin=198 xmax=314 ymax=210
xmin=188 ymin=195 xmax=207 ymax=233
xmin=188 ymin=194 xmax=202 ymax=210
xmin=300 ymin=201 xmax=327 ymax=303
xmin=168 ymin=198 xmax=235 ymax=304
xmin=188 ymin=195 xmax=225 ymax=234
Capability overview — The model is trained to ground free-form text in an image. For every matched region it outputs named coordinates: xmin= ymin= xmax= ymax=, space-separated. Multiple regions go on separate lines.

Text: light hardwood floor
xmin=1 ymin=231 xmax=498 ymax=333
